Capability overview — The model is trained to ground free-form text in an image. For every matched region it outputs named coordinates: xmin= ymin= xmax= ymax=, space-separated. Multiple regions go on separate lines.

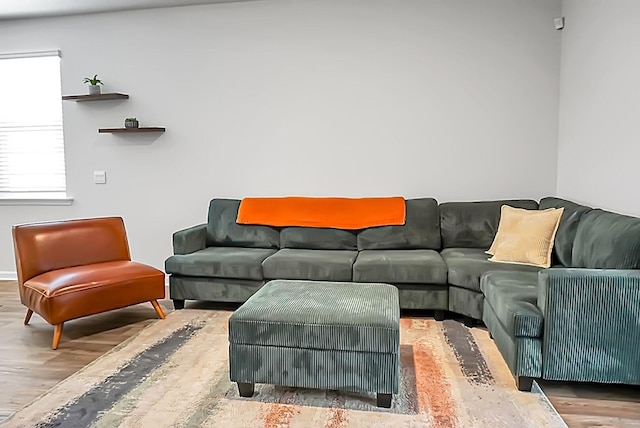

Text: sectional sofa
xmin=165 ymin=197 xmax=640 ymax=391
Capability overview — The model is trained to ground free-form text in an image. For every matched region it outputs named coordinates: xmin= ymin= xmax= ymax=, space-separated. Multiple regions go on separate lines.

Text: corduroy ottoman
xmin=228 ymin=279 xmax=400 ymax=408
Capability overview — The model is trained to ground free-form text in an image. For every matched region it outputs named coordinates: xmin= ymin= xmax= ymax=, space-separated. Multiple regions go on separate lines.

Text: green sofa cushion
xmin=207 ymin=199 xmax=280 ymax=249
xmin=165 ymin=247 xmax=277 ymax=280
xmin=439 ymin=199 xmax=539 ymax=249
xmin=262 ymin=249 xmax=358 ymax=281
xmin=539 ymin=197 xmax=591 ymax=267
xmin=441 ymin=248 xmax=541 ymax=291
xmin=280 ymin=227 xmax=357 ymax=250
xmin=357 ymin=198 xmax=441 ymax=250
xmin=353 ymin=250 xmax=447 ymax=284
xmin=229 ymin=280 xmax=399 ymax=353
xmin=480 ymin=271 xmax=543 ymax=338
xmin=572 ymin=209 xmax=640 ymax=269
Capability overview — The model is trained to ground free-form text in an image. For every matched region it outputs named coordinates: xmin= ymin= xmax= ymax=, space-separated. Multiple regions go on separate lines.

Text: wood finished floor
xmin=1 ymin=280 xmax=639 ymax=427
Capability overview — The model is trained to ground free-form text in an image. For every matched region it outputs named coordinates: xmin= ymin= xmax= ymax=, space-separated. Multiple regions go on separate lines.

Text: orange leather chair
xmin=12 ymin=217 xmax=166 ymax=350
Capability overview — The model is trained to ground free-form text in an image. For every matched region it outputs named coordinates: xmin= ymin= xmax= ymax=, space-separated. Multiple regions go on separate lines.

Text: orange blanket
xmin=236 ymin=197 xmax=406 ymax=229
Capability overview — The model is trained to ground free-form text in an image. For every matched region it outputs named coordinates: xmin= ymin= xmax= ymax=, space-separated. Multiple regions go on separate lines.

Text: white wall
xmin=557 ymin=0 xmax=640 ymax=216
xmin=0 ymin=0 xmax=562 ymax=274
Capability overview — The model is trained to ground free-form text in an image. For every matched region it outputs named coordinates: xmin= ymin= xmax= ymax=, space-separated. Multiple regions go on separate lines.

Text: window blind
xmin=0 ymin=51 xmax=66 ymax=196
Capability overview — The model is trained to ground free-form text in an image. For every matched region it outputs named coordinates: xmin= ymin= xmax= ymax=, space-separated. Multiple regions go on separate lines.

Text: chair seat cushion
xmin=25 ymin=261 xmax=163 ymax=297
xmin=22 ymin=260 xmax=165 ymax=325
xmin=480 ymin=271 xmax=543 ymax=338
xmin=353 ymin=250 xmax=447 ymax=284
xmin=165 ymin=247 xmax=277 ymax=280
xmin=229 ymin=279 xmax=399 ymax=353
xmin=262 ymin=249 xmax=358 ymax=281
xmin=441 ymin=248 xmax=541 ymax=291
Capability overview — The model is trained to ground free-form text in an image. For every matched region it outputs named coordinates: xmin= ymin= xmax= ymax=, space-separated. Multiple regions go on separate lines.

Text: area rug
xmin=4 ymin=310 xmax=566 ymax=428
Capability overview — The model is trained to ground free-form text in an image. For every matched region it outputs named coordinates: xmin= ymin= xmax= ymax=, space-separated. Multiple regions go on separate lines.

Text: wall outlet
xmin=93 ymin=170 xmax=107 ymax=184
xmin=554 ymin=17 xmax=565 ymax=30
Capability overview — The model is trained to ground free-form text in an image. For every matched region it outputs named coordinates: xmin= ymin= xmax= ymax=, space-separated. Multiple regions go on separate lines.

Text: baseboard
xmin=0 ymin=271 xmax=17 ymax=281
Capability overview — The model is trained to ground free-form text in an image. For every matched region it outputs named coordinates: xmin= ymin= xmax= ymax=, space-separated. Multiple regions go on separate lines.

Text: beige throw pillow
xmin=486 ymin=206 xmax=559 ymax=256
xmin=487 ymin=205 xmax=564 ymax=268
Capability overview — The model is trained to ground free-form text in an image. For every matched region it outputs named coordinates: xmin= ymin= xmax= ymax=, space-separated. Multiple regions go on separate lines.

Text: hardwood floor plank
xmin=560 ymin=414 xmax=640 ymax=428
xmin=0 ymin=280 xmax=172 ymax=417
xmin=550 ymin=396 xmax=640 ymax=419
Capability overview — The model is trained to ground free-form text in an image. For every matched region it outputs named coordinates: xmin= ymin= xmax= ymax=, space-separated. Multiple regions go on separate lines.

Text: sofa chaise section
xmin=481 ymin=271 xmax=543 ymax=391
xmin=483 ymin=202 xmax=640 ymax=390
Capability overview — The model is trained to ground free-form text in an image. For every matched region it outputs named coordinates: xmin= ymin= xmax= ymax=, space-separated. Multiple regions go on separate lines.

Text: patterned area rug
xmin=4 ymin=310 xmax=566 ymax=427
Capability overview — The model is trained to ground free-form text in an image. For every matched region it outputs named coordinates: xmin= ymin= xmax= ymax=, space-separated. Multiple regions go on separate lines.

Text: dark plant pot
xmin=124 ymin=120 xmax=139 ymax=129
xmin=88 ymin=85 xmax=101 ymax=95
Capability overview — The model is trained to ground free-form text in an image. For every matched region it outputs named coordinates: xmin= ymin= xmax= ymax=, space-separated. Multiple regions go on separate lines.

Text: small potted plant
xmin=83 ymin=74 xmax=104 ymax=95
xmin=124 ymin=117 xmax=139 ymax=128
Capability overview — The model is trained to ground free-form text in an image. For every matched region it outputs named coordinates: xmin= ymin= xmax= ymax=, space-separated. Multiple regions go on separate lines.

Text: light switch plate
xmin=93 ymin=170 xmax=106 ymax=184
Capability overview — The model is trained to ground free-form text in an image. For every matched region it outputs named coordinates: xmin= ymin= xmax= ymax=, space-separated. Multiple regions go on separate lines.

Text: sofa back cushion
xmin=539 ymin=197 xmax=592 ymax=267
xmin=572 ymin=209 xmax=640 ymax=269
xmin=357 ymin=198 xmax=440 ymax=250
xmin=280 ymin=227 xmax=357 ymax=250
xmin=207 ymin=199 xmax=280 ymax=249
xmin=440 ymin=199 xmax=539 ymax=249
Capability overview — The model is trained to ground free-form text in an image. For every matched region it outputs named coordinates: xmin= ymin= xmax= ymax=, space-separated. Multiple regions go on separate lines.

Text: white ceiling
xmin=0 ymin=0 xmax=254 ymax=20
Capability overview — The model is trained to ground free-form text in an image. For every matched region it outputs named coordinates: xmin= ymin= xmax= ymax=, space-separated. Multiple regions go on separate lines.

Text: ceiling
xmin=0 ymin=0 xmax=254 ymax=20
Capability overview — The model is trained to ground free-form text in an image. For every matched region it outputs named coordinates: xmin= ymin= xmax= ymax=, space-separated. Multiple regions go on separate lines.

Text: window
xmin=0 ymin=51 xmax=69 ymax=202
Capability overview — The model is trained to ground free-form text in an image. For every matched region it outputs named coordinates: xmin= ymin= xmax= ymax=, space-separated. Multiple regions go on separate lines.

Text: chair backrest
xmin=12 ymin=217 xmax=131 ymax=285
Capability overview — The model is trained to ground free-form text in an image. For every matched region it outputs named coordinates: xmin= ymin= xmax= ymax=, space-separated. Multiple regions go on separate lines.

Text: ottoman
xmin=228 ymin=279 xmax=400 ymax=408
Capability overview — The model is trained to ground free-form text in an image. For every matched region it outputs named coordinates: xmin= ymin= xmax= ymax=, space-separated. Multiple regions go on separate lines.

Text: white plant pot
xmin=88 ymin=85 xmax=101 ymax=95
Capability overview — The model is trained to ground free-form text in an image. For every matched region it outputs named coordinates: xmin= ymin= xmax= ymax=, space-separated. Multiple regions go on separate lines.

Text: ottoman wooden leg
xmin=238 ymin=382 xmax=255 ymax=397
xmin=377 ymin=393 xmax=392 ymax=408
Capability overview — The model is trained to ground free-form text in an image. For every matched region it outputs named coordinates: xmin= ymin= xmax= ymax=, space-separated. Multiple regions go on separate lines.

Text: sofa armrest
xmin=538 ymin=268 xmax=640 ymax=314
xmin=173 ymin=224 xmax=207 ymax=255
xmin=537 ymin=268 xmax=640 ymax=383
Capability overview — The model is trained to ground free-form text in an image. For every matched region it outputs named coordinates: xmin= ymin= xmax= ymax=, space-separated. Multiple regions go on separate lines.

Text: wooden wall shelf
xmin=98 ymin=127 xmax=165 ymax=133
xmin=62 ymin=93 xmax=129 ymax=102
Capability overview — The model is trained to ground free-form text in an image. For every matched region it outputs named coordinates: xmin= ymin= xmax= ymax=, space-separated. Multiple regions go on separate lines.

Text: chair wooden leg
xmin=52 ymin=323 xmax=64 ymax=350
xmin=24 ymin=309 xmax=33 ymax=325
xmin=151 ymin=300 xmax=166 ymax=320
